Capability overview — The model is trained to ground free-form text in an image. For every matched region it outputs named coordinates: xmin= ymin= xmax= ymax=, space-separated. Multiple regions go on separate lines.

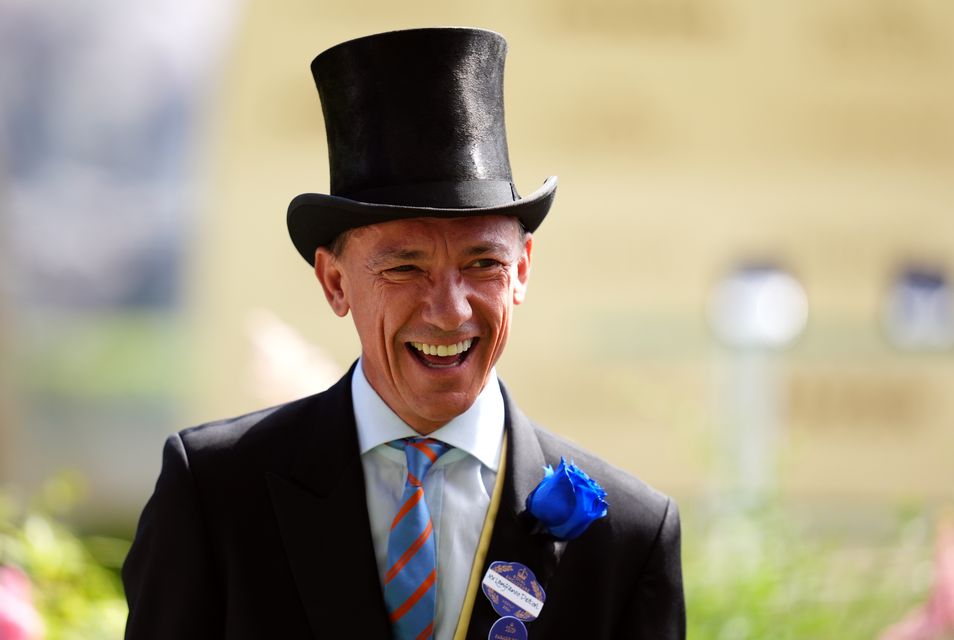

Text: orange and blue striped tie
xmin=385 ymin=437 xmax=451 ymax=640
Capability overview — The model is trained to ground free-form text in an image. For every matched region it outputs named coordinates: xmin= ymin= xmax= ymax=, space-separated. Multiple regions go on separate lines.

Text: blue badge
xmin=481 ymin=561 xmax=546 ymax=622
xmin=488 ymin=616 xmax=528 ymax=640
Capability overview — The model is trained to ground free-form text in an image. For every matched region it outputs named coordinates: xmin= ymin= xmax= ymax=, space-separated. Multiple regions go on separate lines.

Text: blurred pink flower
xmin=0 ymin=565 xmax=44 ymax=640
xmin=881 ymin=518 xmax=954 ymax=640
xmin=246 ymin=308 xmax=343 ymax=405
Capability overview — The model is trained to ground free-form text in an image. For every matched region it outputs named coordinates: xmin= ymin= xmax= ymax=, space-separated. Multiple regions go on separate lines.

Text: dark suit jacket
xmin=123 ymin=368 xmax=685 ymax=639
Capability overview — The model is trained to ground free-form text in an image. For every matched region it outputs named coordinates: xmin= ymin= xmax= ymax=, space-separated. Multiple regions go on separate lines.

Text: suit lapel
xmin=266 ymin=368 xmax=391 ymax=639
xmin=464 ymin=384 xmax=564 ymax=639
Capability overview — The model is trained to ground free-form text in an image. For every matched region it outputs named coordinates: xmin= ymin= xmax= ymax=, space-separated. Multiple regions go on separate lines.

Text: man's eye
xmin=470 ymin=258 xmax=502 ymax=269
xmin=387 ymin=265 xmax=419 ymax=273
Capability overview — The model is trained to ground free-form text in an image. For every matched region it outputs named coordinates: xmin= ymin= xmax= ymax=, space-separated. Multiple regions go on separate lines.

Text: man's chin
xmin=399 ymin=389 xmax=483 ymax=432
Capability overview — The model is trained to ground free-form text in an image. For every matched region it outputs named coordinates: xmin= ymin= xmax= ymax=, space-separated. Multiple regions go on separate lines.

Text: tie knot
xmin=391 ymin=437 xmax=452 ymax=483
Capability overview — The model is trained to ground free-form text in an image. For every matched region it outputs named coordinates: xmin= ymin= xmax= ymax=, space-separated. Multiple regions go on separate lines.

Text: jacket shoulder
xmin=175 ymin=371 xmax=353 ymax=473
xmin=521 ymin=421 xmax=685 ymax=637
xmin=530 ymin=423 xmax=675 ymax=539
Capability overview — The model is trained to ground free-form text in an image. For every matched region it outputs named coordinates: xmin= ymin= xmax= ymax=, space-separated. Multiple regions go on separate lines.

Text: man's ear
xmin=314 ymin=247 xmax=350 ymax=317
xmin=513 ymin=233 xmax=533 ymax=305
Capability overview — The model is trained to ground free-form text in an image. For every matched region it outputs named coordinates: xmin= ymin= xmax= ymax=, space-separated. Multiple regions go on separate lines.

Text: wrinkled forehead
xmin=340 ymin=214 xmax=525 ymax=256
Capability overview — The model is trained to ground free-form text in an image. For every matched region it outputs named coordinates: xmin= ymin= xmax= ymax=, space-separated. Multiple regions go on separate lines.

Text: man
xmin=123 ymin=27 xmax=684 ymax=639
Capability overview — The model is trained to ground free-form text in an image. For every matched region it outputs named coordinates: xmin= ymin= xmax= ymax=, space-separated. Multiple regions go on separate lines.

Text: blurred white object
xmin=246 ymin=309 xmax=343 ymax=405
xmin=708 ymin=264 xmax=809 ymax=349
xmin=708 ymin=263 xmax=806 ymax=510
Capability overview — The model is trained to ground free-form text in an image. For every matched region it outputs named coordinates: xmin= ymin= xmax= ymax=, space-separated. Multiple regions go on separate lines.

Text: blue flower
xmin=525 ymin=458 xmax=608 ymax=540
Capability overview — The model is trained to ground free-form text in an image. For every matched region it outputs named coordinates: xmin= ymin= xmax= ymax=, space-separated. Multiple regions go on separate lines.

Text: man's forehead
xmin=348 ymin=214 xmax=523 ymax=252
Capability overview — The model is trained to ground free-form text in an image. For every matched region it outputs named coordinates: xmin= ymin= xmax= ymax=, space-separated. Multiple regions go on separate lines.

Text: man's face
xmin=314 ymin=215 xmax=532 ymax=434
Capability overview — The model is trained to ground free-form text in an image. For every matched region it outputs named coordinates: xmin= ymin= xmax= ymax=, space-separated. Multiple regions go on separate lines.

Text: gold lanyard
xmin=452 ymin=433 xmax=508 ymax=639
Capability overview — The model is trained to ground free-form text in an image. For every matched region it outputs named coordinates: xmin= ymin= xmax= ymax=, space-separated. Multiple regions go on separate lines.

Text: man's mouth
xmin=407 ymin=338 xmax=477 ymax=368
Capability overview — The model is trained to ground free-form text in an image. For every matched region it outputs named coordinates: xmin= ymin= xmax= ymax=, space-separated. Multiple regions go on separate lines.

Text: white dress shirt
xmin=352 ymin=359 xmax=504 ymax=640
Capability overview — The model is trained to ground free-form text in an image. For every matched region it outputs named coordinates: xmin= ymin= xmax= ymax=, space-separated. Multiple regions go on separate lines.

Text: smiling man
xmin=123 ymin=28 xmax=685 ymax=640
xmin=316 ymin=216 xmax=530 ymax=434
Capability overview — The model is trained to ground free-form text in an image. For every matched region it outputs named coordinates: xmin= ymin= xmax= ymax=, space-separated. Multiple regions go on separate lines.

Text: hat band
xmin=344 ymin=179 xmax=517 ymax=209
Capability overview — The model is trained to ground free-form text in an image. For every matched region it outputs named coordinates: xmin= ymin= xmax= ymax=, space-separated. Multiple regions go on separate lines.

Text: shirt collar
xmin=351 ymin=358 xmax=504 ymax=471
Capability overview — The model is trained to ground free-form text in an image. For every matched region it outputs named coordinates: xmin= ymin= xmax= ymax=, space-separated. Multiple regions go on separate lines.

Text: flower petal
xmin=525 ymin=457 xmax=609 ymax=540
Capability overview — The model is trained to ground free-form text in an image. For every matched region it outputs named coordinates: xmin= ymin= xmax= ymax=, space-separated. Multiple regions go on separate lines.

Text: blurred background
xmin=1 ymin=0 xmax=952 ymax=637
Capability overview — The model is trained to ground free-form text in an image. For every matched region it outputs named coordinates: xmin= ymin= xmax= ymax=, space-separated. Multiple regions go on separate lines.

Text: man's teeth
xmin=411 ymin=338 xmax=474 ymax=357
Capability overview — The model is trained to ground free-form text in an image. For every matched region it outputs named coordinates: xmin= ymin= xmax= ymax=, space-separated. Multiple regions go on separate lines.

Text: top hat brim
xmin=287 ymin=176 xmax=557 ymax=265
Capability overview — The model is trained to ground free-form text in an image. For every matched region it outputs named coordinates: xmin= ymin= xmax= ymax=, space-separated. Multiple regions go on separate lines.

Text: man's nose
xmin=420 ymin=273 xmax=472 ymax=331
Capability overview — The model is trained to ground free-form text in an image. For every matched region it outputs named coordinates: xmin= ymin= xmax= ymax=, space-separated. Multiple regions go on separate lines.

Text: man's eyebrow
xmin=367 ymin=241 xmax=513 ymax=268
xmin=465 ymin=241 xmax=512 ymax=256
xmin=367 ymin=248 xmax=426 ymax=268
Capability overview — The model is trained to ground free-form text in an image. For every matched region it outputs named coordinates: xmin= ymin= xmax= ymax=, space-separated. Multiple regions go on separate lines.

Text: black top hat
xmin=287 ymin=27 xmax=557 ymax=265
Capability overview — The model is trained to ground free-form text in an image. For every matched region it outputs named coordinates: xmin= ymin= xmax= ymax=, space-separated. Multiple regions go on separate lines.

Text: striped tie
xmin=385 ymin=437 xmax=452 ymax=640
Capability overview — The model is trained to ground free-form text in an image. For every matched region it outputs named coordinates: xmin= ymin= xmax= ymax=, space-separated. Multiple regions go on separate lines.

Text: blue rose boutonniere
xmin=525 ymin=458 xmax=609 ymax=540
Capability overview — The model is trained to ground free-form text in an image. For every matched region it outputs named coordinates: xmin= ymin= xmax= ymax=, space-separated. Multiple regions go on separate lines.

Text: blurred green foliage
xmin=0 ymin=475 xmax=128 ymax=640
xmin=18 ymin=313 xmax=185 ymax=400
xmin=684 ymin=505 xmax=934 ymax=639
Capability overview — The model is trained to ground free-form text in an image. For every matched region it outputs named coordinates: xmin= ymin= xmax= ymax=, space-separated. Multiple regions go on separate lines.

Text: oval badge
xmin=480 ymin=561 xmax=546 ymax=622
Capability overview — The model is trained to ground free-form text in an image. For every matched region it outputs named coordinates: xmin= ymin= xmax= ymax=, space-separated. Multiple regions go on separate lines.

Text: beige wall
xmin=188 ymin=0 xmax=954 ymax=505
